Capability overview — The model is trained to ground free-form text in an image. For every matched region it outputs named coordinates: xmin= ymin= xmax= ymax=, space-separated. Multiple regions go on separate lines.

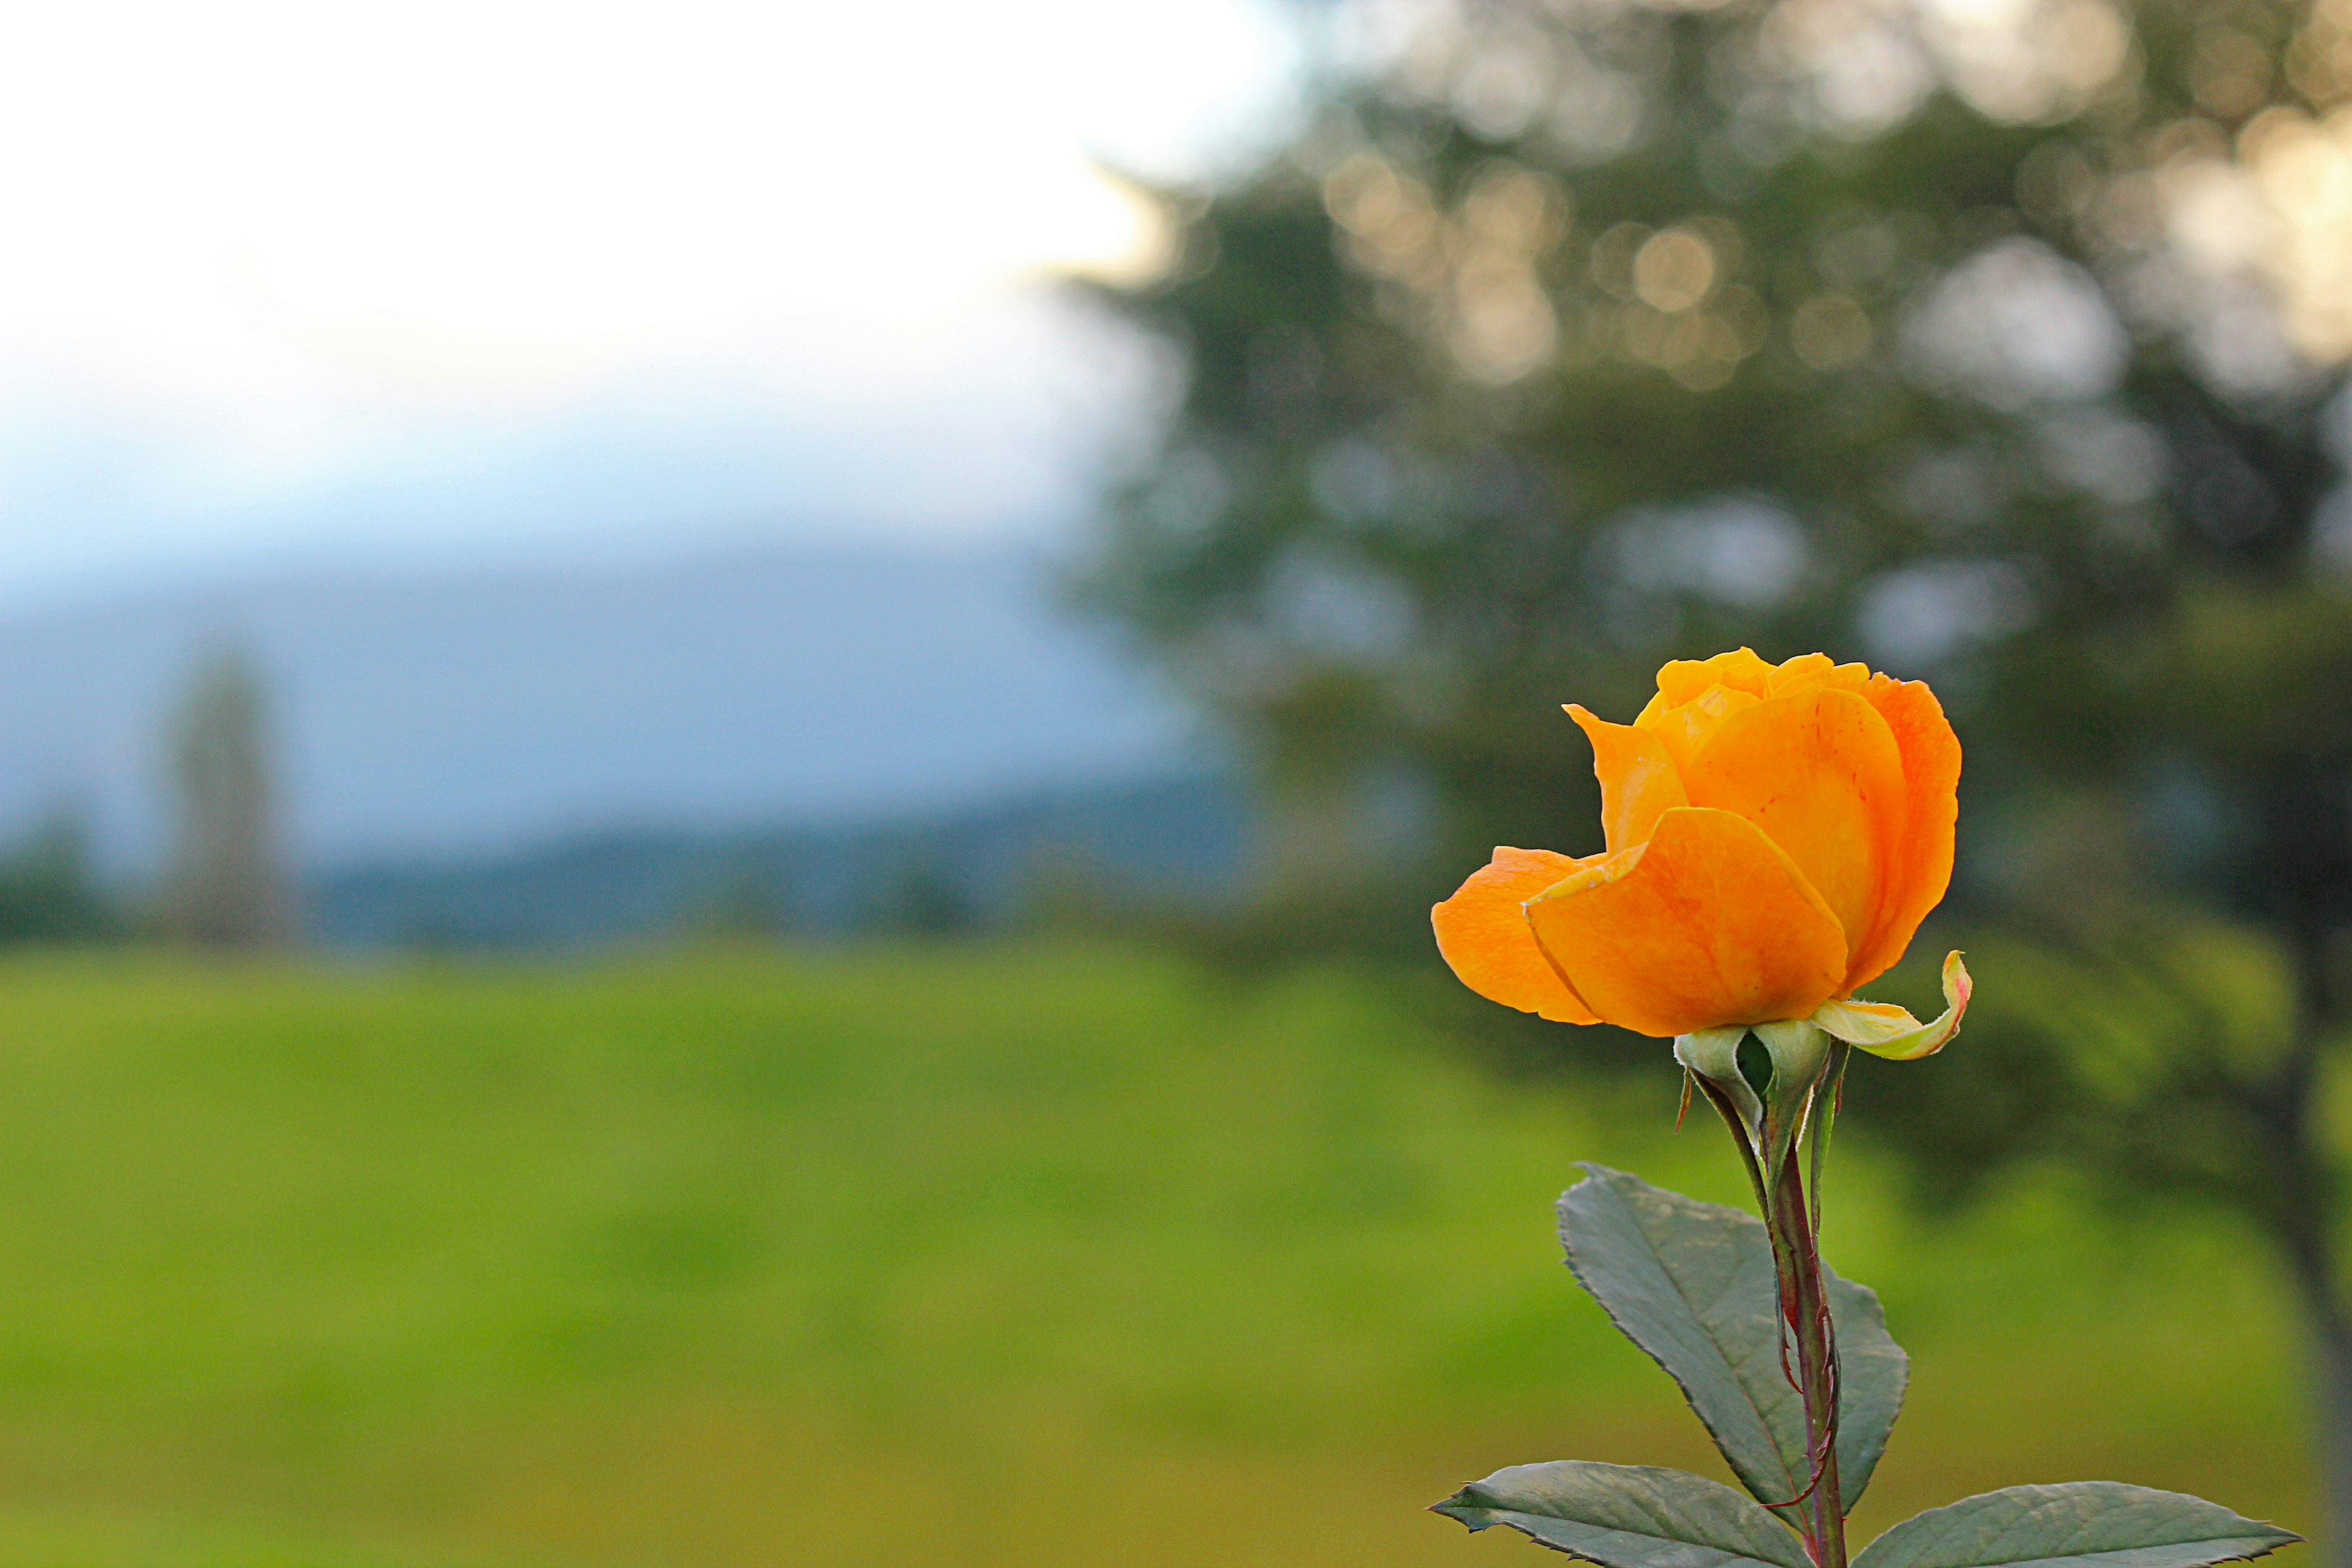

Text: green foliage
xmin=1072 ymin=0 xmax=2352 ymax=1413
xmin=1435 ymin=1461 xmax=1813 ymax=1568
xmin=1448 ymin=1463 xmax=2307 ymax=1568
xmin=0 ymin=941 xmax=2309 ymax=1564
xmin=1457 ymin=1158 xmax=2296 ymax=1568
xmin=1559 ymin=1164 xmax=1906 ymax=1519
xmin=1852 ymin=1484 xmax=2302 ymax=1568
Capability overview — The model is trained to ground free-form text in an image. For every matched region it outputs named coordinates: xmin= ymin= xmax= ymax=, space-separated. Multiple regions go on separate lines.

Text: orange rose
xmin=1432 ymin=649 xmax=1969 ymax=1054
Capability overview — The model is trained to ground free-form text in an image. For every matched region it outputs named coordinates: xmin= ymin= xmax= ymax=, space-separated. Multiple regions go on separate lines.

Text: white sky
xmin=0 ymin=0 xmax=1299 ymax=605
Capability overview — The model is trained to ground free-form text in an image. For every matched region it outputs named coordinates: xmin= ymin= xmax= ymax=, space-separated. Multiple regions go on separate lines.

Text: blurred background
xmin=0 ymin=0 xmax=2346 ymax=1562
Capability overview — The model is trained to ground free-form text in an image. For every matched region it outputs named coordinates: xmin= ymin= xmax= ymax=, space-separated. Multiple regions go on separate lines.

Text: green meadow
xmin=0 ymin=943 xmax=2305 ymax=1566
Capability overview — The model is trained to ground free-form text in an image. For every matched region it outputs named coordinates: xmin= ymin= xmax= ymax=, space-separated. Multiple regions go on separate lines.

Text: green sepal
xmin=1675 ymin=1022 xmax=1831 ymax=1177
xmin=1434 ymin=1460 xmax=1814 ymax=1568
xmin=1674 ymin=1027 xmax=1760 ymax=1137
xmin=1812 ymin=952 xmax=1972 ymax=1061
xmin=1751 ymin=1019 xmax=1830 ymax=1174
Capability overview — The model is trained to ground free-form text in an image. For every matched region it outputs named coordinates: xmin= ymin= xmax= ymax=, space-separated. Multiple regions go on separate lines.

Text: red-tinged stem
xmin=1692 ymin=1071 xmax=1847 ymax=1566
xmin=1767 ymin=1138 xmax=1845 ymax=1568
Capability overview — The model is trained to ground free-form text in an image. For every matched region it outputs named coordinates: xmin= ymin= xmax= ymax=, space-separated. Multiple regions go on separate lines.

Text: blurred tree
xmin=1077 ymin=0 xmax=2352 ymax=1543
xmin=686 ymin=861 xmax=792 ymax=942
xmin=876 ymin=855 xmax=977 ymax=937
xmin=159 ymin=646 xmax=293 ymax=951
xmin=0 ymin=804 xmax=119 ymax=944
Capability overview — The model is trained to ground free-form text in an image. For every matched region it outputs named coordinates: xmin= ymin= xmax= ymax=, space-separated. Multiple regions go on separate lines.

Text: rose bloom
xmin=1433 ymin=649 xmax=1965 ymax=1044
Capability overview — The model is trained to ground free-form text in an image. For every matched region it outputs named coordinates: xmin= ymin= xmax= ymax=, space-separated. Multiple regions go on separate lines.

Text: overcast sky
xmin=0 ymin=0 xmax=1299 ymax=608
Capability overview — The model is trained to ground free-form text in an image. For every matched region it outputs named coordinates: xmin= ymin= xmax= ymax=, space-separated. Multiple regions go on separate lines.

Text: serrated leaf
xmin=1558 ymin=1164 xmax=1907 ymax=1520
xmin=1434 ymin=1460 xmax=1814 ymax=1568
xmin=1852 ymin=1482 xmax=2302 ymax=1568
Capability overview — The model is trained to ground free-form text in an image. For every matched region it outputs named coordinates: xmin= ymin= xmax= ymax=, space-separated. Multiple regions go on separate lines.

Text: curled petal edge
xmin=1808 ymin=951 xmax=1970 ymax=1061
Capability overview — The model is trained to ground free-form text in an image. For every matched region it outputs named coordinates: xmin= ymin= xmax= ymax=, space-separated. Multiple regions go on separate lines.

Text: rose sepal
xmin=1675 ymin=1020 xmax=1831 ymax=1178
xmin=1674 ymin=1027 xmax=1760 ymax=1137
xmin=1808 ymin=951 xmax=1970 ymax=1061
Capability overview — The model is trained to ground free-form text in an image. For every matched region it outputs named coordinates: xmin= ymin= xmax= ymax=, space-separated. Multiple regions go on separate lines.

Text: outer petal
xmin=1567 ymin=704 xmax=1688 ymax=853
xmin=1842 ymin=676 xmax=1962 ymax=992
xmin=1525 ymin=807 xmax=1849 ymax=1038
xmin=1679 ymin=687 xmax=1909 ymax=981
xmin=1433 ymin=848 xmax=1602 ymax=1023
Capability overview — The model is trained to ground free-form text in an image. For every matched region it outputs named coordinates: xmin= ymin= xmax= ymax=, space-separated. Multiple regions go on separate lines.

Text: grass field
xmin=0 ymin=942 xmax=2306 ymax=1566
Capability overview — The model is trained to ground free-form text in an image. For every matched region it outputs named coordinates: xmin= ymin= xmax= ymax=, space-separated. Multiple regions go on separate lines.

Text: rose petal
xmin=1766 ymin=652 xmax=1872 ymax=698
xmin=1635 ymin=683 xmax=1764 ymax=775
xmin=1432 ymin=847 xmax=1602 ymax=1023
xmin=1567 ymin=704 xmax=1688 ymax=853
xmin=1653 ymin=647 xmax=1776 ymax=706
xmin=1525 ymin=806 xmax=1849 ymax=1038
xmin=1678 ymin=687 xmax=1909 ymax=979
xmin=1842 ymin=675 xmax=1962 ymax=993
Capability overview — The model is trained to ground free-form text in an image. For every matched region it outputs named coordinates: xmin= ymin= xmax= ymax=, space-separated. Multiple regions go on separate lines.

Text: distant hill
xmin=307 ymin=772 xmax=1253 ymax=949
xmin=0 ymin=542 xmax=1207 ymax=872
